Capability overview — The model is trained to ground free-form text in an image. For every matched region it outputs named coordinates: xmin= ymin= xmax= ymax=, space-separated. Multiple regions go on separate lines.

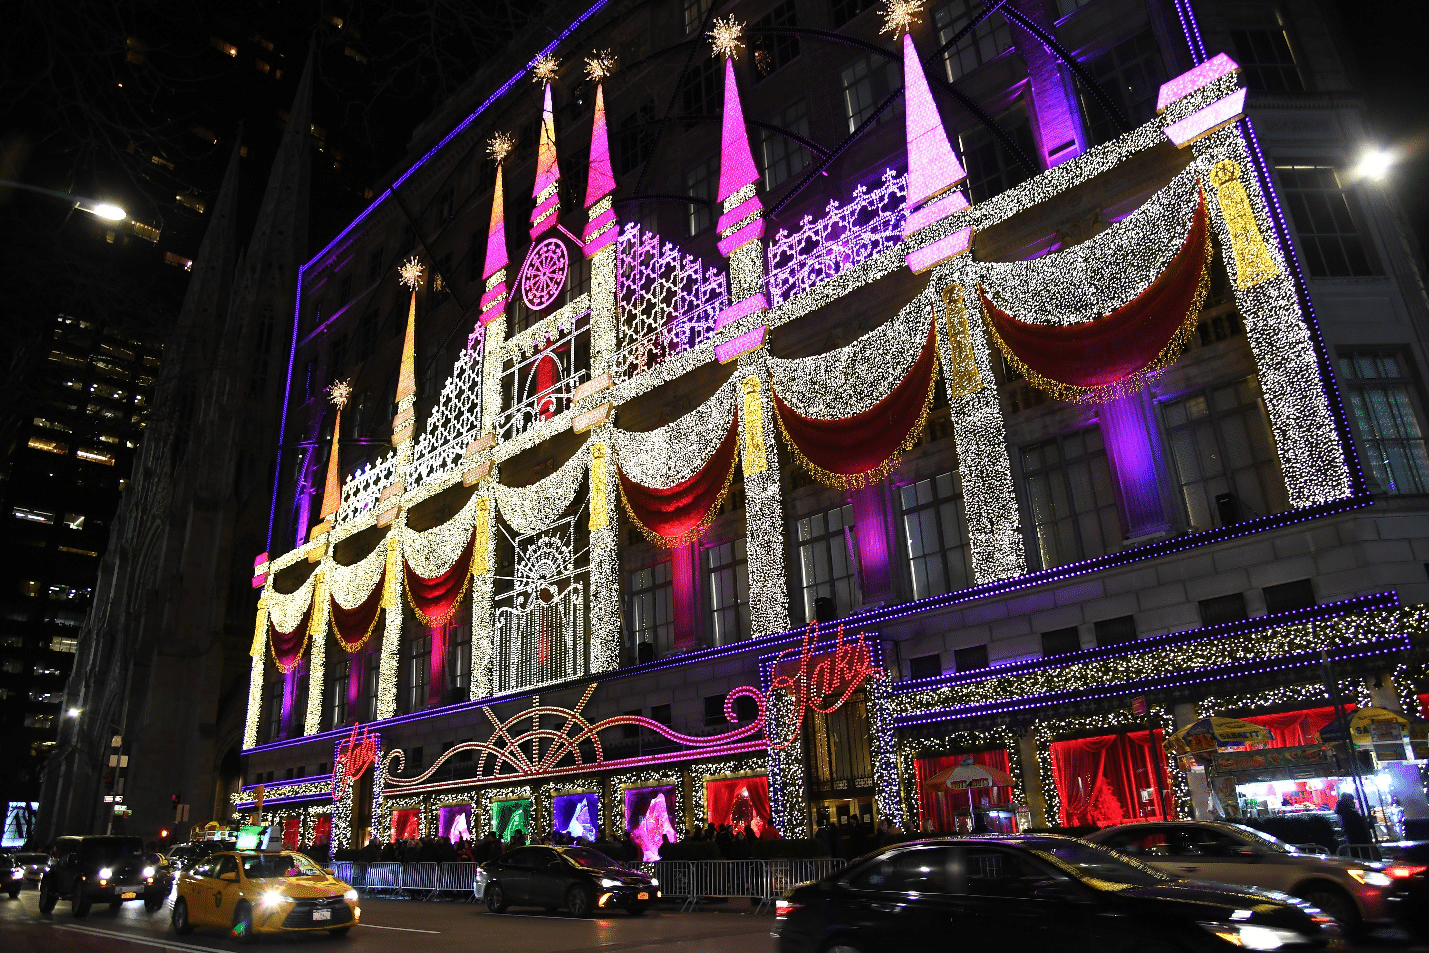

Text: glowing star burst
xmin=584 ymin=50 xmax=617 ymax=83
xmin=707 ymin=16 xmax=745 ymax=60
xmin=327 ymin=379 xmax=352 ymax=409
xmin=398 ymin=256 xmax=425 ymax=290
xmin=487 ymin=131 xmax=514 ymax=165
xmin=879 ymin=0 xmax=924 ymax=38
xmin=531 ymin=54 xmax=560 ymax=84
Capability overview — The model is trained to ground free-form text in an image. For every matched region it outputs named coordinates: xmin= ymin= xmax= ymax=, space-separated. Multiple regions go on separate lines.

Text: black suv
xmin=39 ymin=835 xmax=166 ymax=916
xmin=1 ymin=853 xmax=22 ymax=898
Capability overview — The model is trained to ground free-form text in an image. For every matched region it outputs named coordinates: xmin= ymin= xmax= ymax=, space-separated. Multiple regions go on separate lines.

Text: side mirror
xmin=324 ymin=868 xmax=335 ymax=877
xmin=220 ymin=872 xmax=239 ymax=882
xmin=1031 ymin=879 xmax=1083 ymax=901
xmin=1231 ymin=846 xmax=1260 ymax=860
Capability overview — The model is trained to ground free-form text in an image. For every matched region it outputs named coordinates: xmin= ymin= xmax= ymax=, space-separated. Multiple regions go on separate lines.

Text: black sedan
xmin=1379 ymin=841 xmax=1429 ymax=940
xmin=475 ymin=845 xmax=659 ymax=917
xmin=2 ymin=853 xmax=23 ymax=898
xmin=773 ymin=836 xmax=1338 ymax=953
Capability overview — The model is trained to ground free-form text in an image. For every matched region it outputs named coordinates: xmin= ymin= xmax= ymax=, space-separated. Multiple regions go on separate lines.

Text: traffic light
xmin=171 ymin=793 xmax=180 ymax=811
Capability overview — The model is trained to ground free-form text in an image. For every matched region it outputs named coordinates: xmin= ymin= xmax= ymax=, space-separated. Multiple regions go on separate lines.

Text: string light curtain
xmin=771 ymin=321 xmax=939 ymax=489
xmin=1049 ymin=731 xmax=1172 ymax=827
xmin=617 ymin=414 xmax=741 ymax=547
xmin=268 ymin=601 xmax=314 ymax=673
xmin=403 ymin=530 xmax=477 ymax=626
xmin=329 ymin=574 xmax=385 ymax=652
xmin=982 ymin=194 xmax=1211 ymax=400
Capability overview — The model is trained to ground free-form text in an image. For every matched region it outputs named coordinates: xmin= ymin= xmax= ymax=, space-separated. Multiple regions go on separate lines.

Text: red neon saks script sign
xmin=333 ymin=724 xmax=377 ymax=800
xmin=767 ymin=624 xmax=881 ymax=751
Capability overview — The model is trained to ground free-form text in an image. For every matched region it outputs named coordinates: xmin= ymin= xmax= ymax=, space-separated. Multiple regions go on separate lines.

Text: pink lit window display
xmin=624 ymin=785 xmax=678 ymax=861
xmin=438 ymin=804 xmax=472 ymax=843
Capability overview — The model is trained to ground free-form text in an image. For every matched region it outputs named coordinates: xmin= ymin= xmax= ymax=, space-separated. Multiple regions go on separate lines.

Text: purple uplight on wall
xmin=347 ymin=650 xmax=364 ymax=718
xmin=672 ymin=543 xmax=699 ymax=653
xmin=1098 ymin=391 xmax=1169 ymax=539
xmin=851 ymin=483 xmax=893 ymax=604
xmin=281 ymin=666 xmax=298 ymax=736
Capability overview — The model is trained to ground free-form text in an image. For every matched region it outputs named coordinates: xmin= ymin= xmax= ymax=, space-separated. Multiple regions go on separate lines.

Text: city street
xmin=0 ymin=889 xmax=777 ymax=953
xmin=2 ymin=886 xmax=1428 ymax=953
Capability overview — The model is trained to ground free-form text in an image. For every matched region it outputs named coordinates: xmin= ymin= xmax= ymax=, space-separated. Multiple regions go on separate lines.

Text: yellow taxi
xmin=171 ymin=850 xmax=359 ymax=941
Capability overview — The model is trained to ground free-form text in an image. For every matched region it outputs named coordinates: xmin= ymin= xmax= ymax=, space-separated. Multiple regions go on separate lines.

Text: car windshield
xmin=561 ymin=848 xmax=620 ymax=869
xmin=1027 ymin=840 xmax=1174 ymax=889
xmin=241 ymin=854 xmax=325 ymax=879
xmin=1226 ymin=826 xmax=1294 ymax=854
xmin=79 ymin=838 xmax=144 ymax=864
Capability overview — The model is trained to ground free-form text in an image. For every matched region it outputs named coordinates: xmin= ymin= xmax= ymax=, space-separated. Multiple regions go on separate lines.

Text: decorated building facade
xmin=238 ymin=0 xmax=1429 ymax=852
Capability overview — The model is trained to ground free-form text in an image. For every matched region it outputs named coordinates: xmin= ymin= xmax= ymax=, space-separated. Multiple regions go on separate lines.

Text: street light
xmin=0 ymin=179 xmax=127 ymax=221
xmin=66 ymin=707 xmax=82 ymax=718
xmin=1355 ymin=147 xmax=1394 ymax=182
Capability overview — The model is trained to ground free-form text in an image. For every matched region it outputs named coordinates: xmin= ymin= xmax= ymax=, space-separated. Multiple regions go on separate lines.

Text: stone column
xmin=1099 ymin=390 xmax=1171 ymax=540
xmin=1007 ymin=0 xmax=1087 ymax=168
xmin=1016 ymin=728 xmax=1048 ymax=828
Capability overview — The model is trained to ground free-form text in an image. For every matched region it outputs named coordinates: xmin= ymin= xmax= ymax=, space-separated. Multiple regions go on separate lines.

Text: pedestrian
xmin=1335 ymin=793 xmax=1373 ymax=846
xmin=358 ymin=837 xmax=379 ymax=863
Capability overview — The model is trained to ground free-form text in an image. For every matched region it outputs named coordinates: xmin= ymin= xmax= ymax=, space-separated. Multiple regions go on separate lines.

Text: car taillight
xmin=1384 ymin=864 xmax=1428 ymax=879
xmin=775 ymin=899 xmax=803 ymax=918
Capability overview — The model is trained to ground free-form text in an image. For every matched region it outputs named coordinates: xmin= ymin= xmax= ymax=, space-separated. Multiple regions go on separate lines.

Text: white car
xmin=1088 ymin=820 xmax=1393 ymax=930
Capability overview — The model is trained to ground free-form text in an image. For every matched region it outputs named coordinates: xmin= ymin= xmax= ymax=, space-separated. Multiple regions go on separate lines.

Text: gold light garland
xmin=740 ymin=375 xmax=768 ymax=474
xmin=940 ymin=285 xmax=982 ymax=399
xmin=588 ymin=444 xmax=609 ymax=531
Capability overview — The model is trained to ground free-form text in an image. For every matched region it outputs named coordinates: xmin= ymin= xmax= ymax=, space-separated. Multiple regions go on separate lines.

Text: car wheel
xmin=8 ymin=886 xmax=19 ymax=899
xmin=1298 ymin=884 xmax=1360 ymax=932
xmin=822 ymin=942 xmax=865 ymax=953
xmin=627 ymin=904 xmax=648 ymax=916
xmin=566 ymin=884 xmax=593 ymax=918
xmin=144 ymin=895 xmax=164 ymax=914
xmin=232 ymin=900 xmax=256 ymax=944
xmin=328 ymin=927 xmax=351 ymax=938
xmin=485 ymin=883 xmax=507 ymax=914
xmin=38 ymin=880 xmax=56 ymax=914
xmin=172 ymin=898 xmax=193 ymax=935
xmin=73 ymin=891 xmax=91 ymax=918
xmin=109 ymin=900 xmax=122 ymax=911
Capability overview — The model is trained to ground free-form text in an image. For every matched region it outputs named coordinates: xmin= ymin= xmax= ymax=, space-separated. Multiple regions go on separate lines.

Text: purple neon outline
xmin=892 ymin=637 xmax=1409 ymax=727
xmin=234 ymin=792 xmax=331 ymax=808
xmin=266 ymin=0 xmax=613 ymax=548
xmin=241 ymin=773 xmax=332 ymax=793
xmin=1171 ymin=0 xmax=1209 ymax=65
xmin=893 ymin=592 xmax=1398 ymax=693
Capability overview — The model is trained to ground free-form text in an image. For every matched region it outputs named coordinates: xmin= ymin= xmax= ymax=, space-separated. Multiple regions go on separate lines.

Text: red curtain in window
xmin=1420 ymin=694 xmax=1429 ymax=721
xmin=1240 ymin=706 xmax=1352 ymax=748
xmin=428 ymin=620 xmax=451 ymax=707
xmin=403 ymin=529 xmax=476 ymax=626
xmin=313 ymin=814 xmax=332 ymax=846
xmin=391 ymin=808 xmax=420 ymax=842
xmin=329 ymin=572 xmax=385 ymax=653
xmin=268 ymin=601 xmax=313 ymax=673
xmin=772 ymin=320 xmax=938 ymax=490
xmin=704 ymin=776 xmax=775 ymax=838
xmin=617 ymin=413 xmax=740 ymax=547
xmin=982 ymin=194 xmax=1209 ymax=399
xmin=914 ymin=750 xmax=1013 ymax=834
xmin=1050 ymin=731 xmax=1171 ymax=828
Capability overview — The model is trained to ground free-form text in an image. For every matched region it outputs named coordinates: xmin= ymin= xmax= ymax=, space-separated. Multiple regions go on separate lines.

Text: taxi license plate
xmin=313 ymin=908 xmax=332 ymax=922
xmin=637 ymin=892 xmax=649 ymax=901
xmin=121 ymin=892 xmax=137 ymax=900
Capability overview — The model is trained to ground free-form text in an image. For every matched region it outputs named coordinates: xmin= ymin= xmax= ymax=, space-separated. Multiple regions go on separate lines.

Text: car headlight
xmin=344 ymin=889 xmax=358 ymax=901
xmin=259 ymin=889 xmax=286 ymax=909
xmin=1347 ymin=868 xmax=1393 ymax=887
xmin=98 ymin=867 xmax=113 ymax=880
xmin=10 ymin=868 xmax=21 ymax=878
xmin=650 ymin=877 xmax=658 ymax=886
xmin=1198 ymin=921 xmax=1311 ymax=950
xmin=599 ymin=877 xmax=621 ymax=888
xmin=141 ymin=866 xmax=156 ymax=879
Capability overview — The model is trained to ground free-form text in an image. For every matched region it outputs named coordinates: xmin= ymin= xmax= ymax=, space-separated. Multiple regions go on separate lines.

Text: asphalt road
xmin=2 ymin=884 xmax=1426 ymax=953
xmin=0 ymin=886 xmax=779 ymax=953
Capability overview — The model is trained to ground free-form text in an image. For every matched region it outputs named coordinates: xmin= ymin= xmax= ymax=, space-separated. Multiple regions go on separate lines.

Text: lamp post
xmin=0 ymin=179 xmax=126 ymax=221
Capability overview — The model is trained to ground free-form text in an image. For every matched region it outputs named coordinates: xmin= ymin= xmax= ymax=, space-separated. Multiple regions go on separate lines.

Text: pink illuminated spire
xmin=717 ymin=58 xmax=760 ymax=203
xmin=483 ymin=163 xmax=509 ymax=280
xmin=530 ymin=83 xmax=561 ymax=237
xmin=585 ymin=83 xmax=616 ymax=207
xmin=902 ymin=32 xmax=966 ymax=208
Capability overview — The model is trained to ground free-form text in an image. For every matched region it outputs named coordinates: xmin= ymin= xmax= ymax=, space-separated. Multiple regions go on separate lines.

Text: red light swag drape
xmin=329 ymin=569 xmax=385 ymax=654
xmin=268 ymin=600 xmax=313 ymax=674
xmin=772 ymin=320 xmax=939 ymax=490
xmin=1050 ymin=732 xmax=1172 ymax=828
xmin=617 ymin=414 xmax=741 ymax=547
xmin=1241 ymin=706 xmax=1351 ymax=748
xmin=403 ymin=529 xmax=476 ymax=627
xmin=983 ymin=193 xmax=1211 ymax=401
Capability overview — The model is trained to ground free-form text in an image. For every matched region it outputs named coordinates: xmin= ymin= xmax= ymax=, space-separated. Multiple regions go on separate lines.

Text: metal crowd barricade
xmin=364 ymin=862 xmax=404 ymax=896
xmin=1336 ymin=844 xmax=1382 ymax=862
xmin=434 ymin=862 xmax=481 ymax=900
xmin=401 ymin=862 xmax=441 ymax=900
xmin=332 ymin=861 xmax=359 ymax=887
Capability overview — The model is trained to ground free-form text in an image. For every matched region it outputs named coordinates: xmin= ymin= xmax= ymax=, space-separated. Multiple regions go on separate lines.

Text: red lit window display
xmin=391 ymin=807 xmax=420 ymax=841
xmin=1050 ymin=731 xmax=1172 ymax=827
xmin=281 ymin=816 xmax=300 ymax=849
xmin=703 ymin=776 xmax=774 ymax=838
xmin=1240 ymin=706 xmax=1351 ymax=748
xmin=313 ymin=814 xmax=332 ymax=846
xmin=914 ymin=750 xmax=1014 ymax=833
